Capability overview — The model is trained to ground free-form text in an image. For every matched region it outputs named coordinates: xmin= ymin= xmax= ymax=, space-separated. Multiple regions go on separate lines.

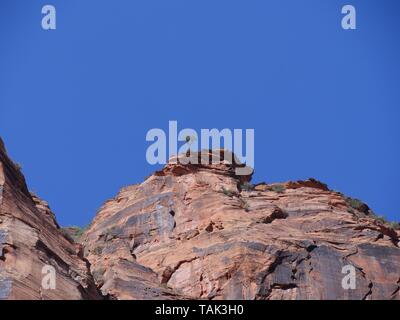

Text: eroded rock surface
xmin=83 ymin=151 xmax=400 ymax=300
xmin=1 ymin=139 xmax=399 ymax=300
xmin=0 ymin=138 xmax=101 ymax=300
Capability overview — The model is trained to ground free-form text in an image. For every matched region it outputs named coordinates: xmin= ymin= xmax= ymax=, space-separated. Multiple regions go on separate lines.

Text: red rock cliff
xmin=1 ymin=141 xmax=399 ymax=300
xmin=82 ymin=151 xmax=400 ymax=300
xmin=0 ymin=138 xmax=101 ymax=300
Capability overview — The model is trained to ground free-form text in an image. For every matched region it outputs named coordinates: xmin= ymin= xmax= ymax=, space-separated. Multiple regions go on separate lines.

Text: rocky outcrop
xmin=1 ymin=139 xmax=399 ymax=300
xmin=83 ymin=151 xmax=400 ymax=300
xmin=0 ymin=138 xmax=101 ymax=300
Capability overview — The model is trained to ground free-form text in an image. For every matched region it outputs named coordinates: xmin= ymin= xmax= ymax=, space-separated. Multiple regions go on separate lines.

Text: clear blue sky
xmin=0 ymin=0 xmax=399 ymax=226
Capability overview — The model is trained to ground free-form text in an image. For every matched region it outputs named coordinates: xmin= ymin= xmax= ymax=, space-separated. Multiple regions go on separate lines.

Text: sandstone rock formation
xmin=0 ymin=138 xmax=101 ymax=300
xmin=82 ymin=151 xmax=400 ymax=300
xmin=1 ymin=140 xmax=399 ymax=300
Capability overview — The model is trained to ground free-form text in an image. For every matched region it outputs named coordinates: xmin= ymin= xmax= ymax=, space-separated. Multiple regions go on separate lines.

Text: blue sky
xmin=0 ymin=0 xmax=399 ymax=226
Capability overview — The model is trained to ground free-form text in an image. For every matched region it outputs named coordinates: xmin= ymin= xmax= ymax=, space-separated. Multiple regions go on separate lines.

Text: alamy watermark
xmin=41 ymin=264 xmax=56 ymax=290
xmin=41 ymin=5 xmax=56 ymax=30
xmin=341 ymin=265 xmax=356 ymax=290
xmin=342 ymin=5 xmax=356 ymax=30
xmin=39 ymin=5 xmax=357 ymax=32
xmin=145 ymin=121 xmax=254 ymax=175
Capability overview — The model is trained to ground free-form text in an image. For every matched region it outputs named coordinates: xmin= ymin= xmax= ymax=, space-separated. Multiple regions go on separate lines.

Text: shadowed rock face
xmin=0 ymin=139 xmax=101 ymax=300
xmin=83 ymin=151 xmax=400 ymax=300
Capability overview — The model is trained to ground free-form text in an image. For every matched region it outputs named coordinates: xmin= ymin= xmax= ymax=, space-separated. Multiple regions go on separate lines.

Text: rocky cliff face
xmin=1 ymin=140 xmax=399 ymax=300
xmin=82 ymin=151 xmax=400 ymax=300
xmin=0 ymin=138 xmax=101 ymax=300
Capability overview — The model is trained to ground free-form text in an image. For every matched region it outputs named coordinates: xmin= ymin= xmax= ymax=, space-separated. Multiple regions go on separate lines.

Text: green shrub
xmin=102 ymin=226 xmax=121 ymax=241
xmin=60 ymin=226 xmax=88 ymax=243
xmin=343 ymin=195 xmax=398 ymax=229
xmin=347 ymin=198 xmax=363 ymax=210
xmin=269 ymin=184 xmax=285 ymax=194
xmin=240 ymin=182 xmax=254 ymax=191
xmin=60 ymin=229 xmax=75 ymax=243
xmin=368 ymin=213 xmax=399 ymax=228
xmin=221 ymin=187 xmax=237 ymax=197
xmin=92 ymin=246 xmax=103 ymax=255
xmin=389 ymin=221 xmax=400 ymax=230
xmin=375 ymin=215 xmax=387 ymax=224
xmin=74 ymin=227 xmax=86 ymax=238
xmin=345 ymin=197 xmax=369 ymax=213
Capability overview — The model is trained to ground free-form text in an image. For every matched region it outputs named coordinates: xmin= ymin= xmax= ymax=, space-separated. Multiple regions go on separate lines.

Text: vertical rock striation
xmin=83 ymin=151 xmax=400 ymax=300
xmin=0 ymin=138 xmax=101 ymax=300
